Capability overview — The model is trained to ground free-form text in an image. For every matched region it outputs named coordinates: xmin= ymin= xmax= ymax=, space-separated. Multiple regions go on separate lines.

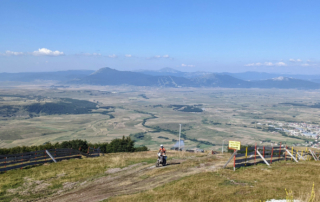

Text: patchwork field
xmin=1 ymin=84 xmax=320 ymax=150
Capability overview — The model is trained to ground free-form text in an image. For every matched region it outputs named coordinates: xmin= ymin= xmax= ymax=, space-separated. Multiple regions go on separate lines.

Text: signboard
xmin=229 ymin=141 xmax=241 ymax=150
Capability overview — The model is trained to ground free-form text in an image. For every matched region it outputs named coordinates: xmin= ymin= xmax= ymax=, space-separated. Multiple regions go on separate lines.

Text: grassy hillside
xmin=1 ymin=151 xmax=320 ymax=202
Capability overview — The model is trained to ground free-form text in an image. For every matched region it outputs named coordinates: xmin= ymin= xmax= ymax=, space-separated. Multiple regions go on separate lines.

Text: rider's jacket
xmin=159 ymin=147 xmax=166 ymax=155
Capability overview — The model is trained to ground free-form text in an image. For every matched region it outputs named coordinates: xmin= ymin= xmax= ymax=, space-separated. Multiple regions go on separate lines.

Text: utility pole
xmin=179 ymin=124 xmax=181 ymax=151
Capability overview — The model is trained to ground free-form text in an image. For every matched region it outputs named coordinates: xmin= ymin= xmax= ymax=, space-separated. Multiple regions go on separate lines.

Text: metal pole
xmin=46 ymin=150 xmax=57 ymax=163
xmin=256 ymin=149 xmax=270 ymax=166
xmin=222 ymin=139 xmax=227 ymax=153
xmin=179 ymin=124 xmax=181 ymax=151
xmin=222 ymin=140 xmax=224 ymax=153
xmin=223 ymin=150 xmax=237 ymax=169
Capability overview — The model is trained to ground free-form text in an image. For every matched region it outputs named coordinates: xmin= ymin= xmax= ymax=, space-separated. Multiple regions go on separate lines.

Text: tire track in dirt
xmin=39 ymin=156 xmax=222 ymax=202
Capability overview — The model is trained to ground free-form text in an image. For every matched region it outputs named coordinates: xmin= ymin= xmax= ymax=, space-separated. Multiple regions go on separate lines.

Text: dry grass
xmin=0 ymin=151 xmax=202 ymax=201
xmin=106 ymin=160 xmax=320 ymax=202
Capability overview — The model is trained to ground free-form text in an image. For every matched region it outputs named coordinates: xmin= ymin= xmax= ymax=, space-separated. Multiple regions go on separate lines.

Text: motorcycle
xmin=156 ymin=152 xmax=167 ymax=167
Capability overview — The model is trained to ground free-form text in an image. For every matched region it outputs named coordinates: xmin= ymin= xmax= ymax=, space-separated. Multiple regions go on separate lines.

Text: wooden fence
xmin=224 ymin=145 xmax=318 ymax=170
xmin=0 ymin=148 xmax=99 ymax=173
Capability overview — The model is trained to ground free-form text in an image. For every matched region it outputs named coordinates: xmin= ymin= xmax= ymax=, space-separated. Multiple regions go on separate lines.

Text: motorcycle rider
xmin=158 ymin=144 xmax=166 ymax=165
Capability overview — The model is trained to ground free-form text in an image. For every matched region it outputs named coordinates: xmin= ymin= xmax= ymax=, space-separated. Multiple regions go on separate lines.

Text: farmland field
xmin=1 ymin=83 xmax=320 ymax=150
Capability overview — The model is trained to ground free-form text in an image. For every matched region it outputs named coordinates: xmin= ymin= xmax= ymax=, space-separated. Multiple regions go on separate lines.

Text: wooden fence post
xmin=291 ymin=147 xmax=293 ymax=161
xmin=271 ymin=147 xmax=273 ymax=164
xmin=279 ymin=142 xmax=281 ymax=160
xmin=263 ymin=146 xmax=265 ymax=158
xmin=21 ymin=154 xmax=23 ymax=169
xmin=254 ymin=144 xmax=257 ymax=165
xmin=233 ymin=149 xmax=236 ymax=171
xmin=5 ymin=157 xmax=7 ymax=173
xmin=245 ymin=146 xmax=248 ymax=166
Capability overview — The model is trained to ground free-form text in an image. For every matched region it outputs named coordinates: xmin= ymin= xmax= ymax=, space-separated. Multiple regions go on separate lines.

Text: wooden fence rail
xmin=224 ymin=145 xmax=316 ymax=170
xmin=0 ymin=148 xmax=100 ymax=173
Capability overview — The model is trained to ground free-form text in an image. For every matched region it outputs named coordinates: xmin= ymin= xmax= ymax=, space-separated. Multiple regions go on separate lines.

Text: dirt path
xmin=39 ymin=156 xmax=223 ymax=202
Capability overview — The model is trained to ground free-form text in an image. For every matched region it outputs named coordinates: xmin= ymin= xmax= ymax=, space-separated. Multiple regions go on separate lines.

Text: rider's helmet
xmin=160 ymin=144 xmax=163 ymax=148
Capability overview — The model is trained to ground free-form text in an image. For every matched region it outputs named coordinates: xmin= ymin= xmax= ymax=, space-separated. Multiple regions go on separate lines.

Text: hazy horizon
xmin=0 ymin=66 xmax=320 ymax=76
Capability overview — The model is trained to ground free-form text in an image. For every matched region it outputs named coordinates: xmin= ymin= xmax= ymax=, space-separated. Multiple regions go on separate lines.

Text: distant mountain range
xmin=135 ymin=68 xmax=212 ymax=78
xmin=220 ymin=72 xmax=320 ymax=83
xmin=70 ymin=67 xmax=320 ymax=89
xmin=1 ymin=67 xmax=320 ymax=89
xmin=138 ymin=68 xmax=320 ymax=82
xmin=69 ymin=67 xmax=194 ymax=87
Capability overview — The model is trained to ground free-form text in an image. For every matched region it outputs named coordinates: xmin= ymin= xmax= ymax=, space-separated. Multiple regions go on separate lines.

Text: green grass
xmin=0 ymin=152 xmax=156 ymax=201
xmin=107 ymin=160 xmax=320 ymax=202
xmin=0 ymin=151 xmax=202 ymax=201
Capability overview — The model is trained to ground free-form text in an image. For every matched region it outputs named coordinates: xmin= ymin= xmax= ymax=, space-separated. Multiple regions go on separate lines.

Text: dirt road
xmin=40 ymin=155 xmax=224 ymax=202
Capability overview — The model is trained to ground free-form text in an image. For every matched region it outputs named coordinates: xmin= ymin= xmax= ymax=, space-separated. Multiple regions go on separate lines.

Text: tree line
xmin=0 ymin=136 xmax=148 ymax=155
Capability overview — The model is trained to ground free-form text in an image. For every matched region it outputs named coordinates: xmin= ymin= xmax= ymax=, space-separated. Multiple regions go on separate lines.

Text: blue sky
xmin=1 ymin=0 xmax=320 ymax=74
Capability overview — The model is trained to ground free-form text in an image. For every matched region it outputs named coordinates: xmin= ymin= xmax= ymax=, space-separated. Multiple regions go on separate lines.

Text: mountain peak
xmin=158 ymin=68 xmax=181 ymax=73
xmin=91 ymin=67 xmax=114 ymax=75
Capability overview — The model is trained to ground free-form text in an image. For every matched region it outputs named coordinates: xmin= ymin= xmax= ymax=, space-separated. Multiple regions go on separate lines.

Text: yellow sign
xmin=229 ymin=141 xmax=241 ymax=150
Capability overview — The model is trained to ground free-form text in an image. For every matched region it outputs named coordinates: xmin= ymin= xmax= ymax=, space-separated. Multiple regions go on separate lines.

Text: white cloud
xmin=181 ymin=64 xmax=195 ymax=67
xmin=289 ymin=58 xmax=302 ymax=62
xmin=0 ymin=50 xmax=24 ymax=56
xmin=146 ymin=54 xmax=173 ymax=59
xmin=244 ymin=62 xmax=287 ymax=67
xmin=91 ymin=53 xmax=101 ymax=56
xmin=276 ymin=62 xmax=287 ymax=66
xmin=301 ymin=62 xmax=317 ymax=67
xmin=245 ymin=63 xmax=262 ymax=66
xmin=32 ymin=48 xmax=64 ymax=56
xmin=125 ymin=54 xmax=132 ymax=57
xmin=264 ymin=62 xmax=274 ymax=66
xmin=108 ymin=54 xmax=117 ymax=58
xmin=78 ymin=53 xmax=101 ymax=56
xmin=244 ymin=63 xmax=255 ymax=66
